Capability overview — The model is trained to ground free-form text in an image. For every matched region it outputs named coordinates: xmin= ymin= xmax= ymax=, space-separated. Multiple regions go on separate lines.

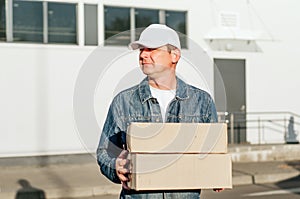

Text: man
xmin=97 ymin=24 xmax=223 ymax=198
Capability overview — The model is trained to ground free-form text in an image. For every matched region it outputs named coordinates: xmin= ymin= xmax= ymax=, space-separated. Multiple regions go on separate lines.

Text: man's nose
xmin=140 ymin=49 xmax=150 ymax=58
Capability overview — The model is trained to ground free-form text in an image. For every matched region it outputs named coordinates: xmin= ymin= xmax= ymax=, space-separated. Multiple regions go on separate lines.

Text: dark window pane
xmin=84 ymin=4 xmax=98 ymax=46
xmin=135 ymin=8 xmax=159 ymax=41
xmin=48 ymin=2 xmax=77 ymax=44
xmin=104 ymin=6 xmax=130 ymax=46
xmin=0 ymin=0 xmax=5 ymax=41
xmin=135 ymin=8 xmax=159 ymax=28
xmin=13 ymin=0 xmax=43 ymax=43
xmin=166 ymin=11 xmax=187 ymax=48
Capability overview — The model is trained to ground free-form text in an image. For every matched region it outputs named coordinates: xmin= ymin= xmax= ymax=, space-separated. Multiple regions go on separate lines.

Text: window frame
xmin=84 ymin=3 xmax=98 ymax=46
xmin=12 ymin=0 xmax=44 ymax=43
xmin=47 ymin=1 xmax=78 ymax=44
xmin=103 ymin=6 xmax=187 ymax=48
xmin=1 ymin=2 xmax=188 ymax=47
xmin=3 ymin=0 xmax=78 ymax=45
xmin=0 ymin=0 xmax=6 ymax=41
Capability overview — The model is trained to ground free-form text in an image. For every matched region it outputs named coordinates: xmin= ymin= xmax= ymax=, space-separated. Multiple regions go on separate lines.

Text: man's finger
xmin=213 ymin=188 xmax=225 ymax=192
xmin=117 ymin=168 xmax=129 ymax=175
xmin=118 ymin=173 xmax=129 ymax=182
xmin=119 ymin=159 xmax=129 ymax=166
xmin=117 ymin=166 xmax=130 ymax=182
xmin=121 ymin=181 xmax=130 ymax=190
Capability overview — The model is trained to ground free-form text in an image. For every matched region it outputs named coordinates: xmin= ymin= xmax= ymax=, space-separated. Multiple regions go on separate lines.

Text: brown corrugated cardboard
xmin=127 ymin=123 xmax=227 ymax=153
xmin=128 ymin=153 xmax=232 ymax=190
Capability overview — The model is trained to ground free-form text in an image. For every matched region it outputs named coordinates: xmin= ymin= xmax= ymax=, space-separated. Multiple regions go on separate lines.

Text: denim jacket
xmin=97 ymin=76 xmax=218 ymax=198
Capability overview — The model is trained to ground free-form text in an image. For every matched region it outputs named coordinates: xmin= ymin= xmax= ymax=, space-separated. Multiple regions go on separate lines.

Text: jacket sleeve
xmin=96 ymin=99 xmax=124 ymax=184
xmin=205 ymin=95 xmax=218 ymax=123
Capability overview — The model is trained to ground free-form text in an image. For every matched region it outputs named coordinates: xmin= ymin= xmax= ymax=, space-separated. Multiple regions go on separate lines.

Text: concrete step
xmin=229 ymin=144 xmax=300 ymax=162
xmin=1 ymin=144 xmax=299 ymax=166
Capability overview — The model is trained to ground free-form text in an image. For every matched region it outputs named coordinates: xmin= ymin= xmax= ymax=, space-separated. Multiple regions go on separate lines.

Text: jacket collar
xmin=138 ymin=76 xmax=189 ymax=104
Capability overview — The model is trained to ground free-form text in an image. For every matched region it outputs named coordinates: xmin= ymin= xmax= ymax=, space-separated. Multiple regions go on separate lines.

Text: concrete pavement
xmin=0 ymin=145 xmax=300 ymax=199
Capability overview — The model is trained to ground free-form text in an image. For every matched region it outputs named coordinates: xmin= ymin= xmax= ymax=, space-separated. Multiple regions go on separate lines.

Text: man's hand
xmin=116 ymin=150 xmax=130 ymax=190
xmin=213 ymin=188 xmax=225 ymax=192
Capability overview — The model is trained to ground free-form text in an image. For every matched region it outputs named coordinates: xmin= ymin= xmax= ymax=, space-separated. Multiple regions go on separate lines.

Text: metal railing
xmin=217 ymin=111 xmax=300 ymax=144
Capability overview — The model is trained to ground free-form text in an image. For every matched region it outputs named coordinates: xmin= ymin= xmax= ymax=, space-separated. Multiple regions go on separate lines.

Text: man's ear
xmin=171 ymin=49 xmax=181 ymax=63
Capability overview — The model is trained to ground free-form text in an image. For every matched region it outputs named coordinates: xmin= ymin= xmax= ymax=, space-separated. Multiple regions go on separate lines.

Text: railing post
xmin=237 ymin=123 xmax=241 ymax=143
xmin=258 ymin=117 xmax=261 ymax=144
xmin=284 ymin=116 xmax=287 ymax=141
xmin=230 ymin=113 xmax=234 ymax=144
xmin=218 ymin=114 xmax=221 ymax=123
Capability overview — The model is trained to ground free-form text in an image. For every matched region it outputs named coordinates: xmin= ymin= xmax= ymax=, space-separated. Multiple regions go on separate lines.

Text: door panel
xmin=214 ymin=59 xmax=246 ymax=144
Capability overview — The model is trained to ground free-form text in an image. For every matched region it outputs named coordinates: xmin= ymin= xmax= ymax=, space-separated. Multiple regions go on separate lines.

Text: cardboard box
xmin=127 ymin=123 xmax=227 ymax=153
xmin=128 ymin=153 xmax=232 ymax=190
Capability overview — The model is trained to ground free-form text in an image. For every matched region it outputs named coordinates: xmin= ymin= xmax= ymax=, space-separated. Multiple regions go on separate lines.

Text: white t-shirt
xmin=150 ymin=85 xmax=176 ymax=122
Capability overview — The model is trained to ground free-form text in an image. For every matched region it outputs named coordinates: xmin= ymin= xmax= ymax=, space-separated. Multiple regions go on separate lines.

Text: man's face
xmin=139 ymin=46 xmax=174 ymax=78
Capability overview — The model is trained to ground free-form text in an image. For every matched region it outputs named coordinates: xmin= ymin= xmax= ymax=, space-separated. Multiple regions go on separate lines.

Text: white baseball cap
xmin=129 ymin=24 xmax=181 ymax=50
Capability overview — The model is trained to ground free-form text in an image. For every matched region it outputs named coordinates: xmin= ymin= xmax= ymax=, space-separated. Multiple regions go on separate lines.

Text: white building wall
xmin=0 ymin=44 xmax=94 ymax=156
xmin=1 ymin=0 xmax=300 ymax=157
xmin=208 ymin=0 xmax=300 ymax=143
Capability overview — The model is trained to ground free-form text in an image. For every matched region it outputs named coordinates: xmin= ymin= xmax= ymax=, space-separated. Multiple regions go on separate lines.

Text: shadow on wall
xmin=15 ymin=179 xmax=46 ymax=199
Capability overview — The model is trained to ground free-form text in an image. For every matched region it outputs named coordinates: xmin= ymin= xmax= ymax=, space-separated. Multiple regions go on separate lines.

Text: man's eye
xmin=140 ymin=48 xmax=155 ymax=52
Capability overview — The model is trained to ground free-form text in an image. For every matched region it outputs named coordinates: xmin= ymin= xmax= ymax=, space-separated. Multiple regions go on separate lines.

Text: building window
xmin=0 ymin=0 xmax=5 ymax=41
xmin=135 ymin=8 xmax=159 ymax=41
xmin=104 ymin=6 xmax=187 ymax=48
xmin=48 ymin=2 xmax=77 ymax=44
xmin=166 ymin=11 xmax=187 ymax=48
xmin=84 ymin=4 xmax=98 ymax=46
xmin=1 ymin=0 xmax=78 ymax=44
xmin=104 ymin=6 xmax=130 ymax=46
xmin=13 ymin=0 xmax=43 ymax=43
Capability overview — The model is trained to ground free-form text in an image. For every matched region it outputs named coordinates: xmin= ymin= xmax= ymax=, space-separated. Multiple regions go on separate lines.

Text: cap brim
xmin=128 ymin=41 xmax=166 ymax=50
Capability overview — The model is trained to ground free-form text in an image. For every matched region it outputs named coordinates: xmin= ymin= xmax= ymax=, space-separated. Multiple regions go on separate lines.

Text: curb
xmin=232 ymin=171 xmax=300 ymax=186
xmin=253 ymin=171 xmax=300 ymax=184
xmin=2 ymin=172 xmax=299 ymax=199
xmin=232 ymin=175 xmax=253 ymax=185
